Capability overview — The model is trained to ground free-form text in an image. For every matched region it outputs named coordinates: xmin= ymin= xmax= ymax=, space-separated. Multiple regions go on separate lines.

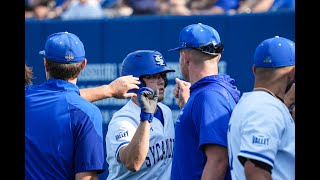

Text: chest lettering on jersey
xmin=145 ymin=138 xmax=174 ymax=167
xmin=115 ymin=130 xmax=129 ymax=141
xmin=252 ymin=135 xmax=269 ymax=145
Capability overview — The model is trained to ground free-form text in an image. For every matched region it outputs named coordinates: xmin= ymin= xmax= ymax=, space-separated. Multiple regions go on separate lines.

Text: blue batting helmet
xmin=121 ymin=50 xmax=175 ymax=77
xmin=121 ymin=50 xmax=175 ymax=91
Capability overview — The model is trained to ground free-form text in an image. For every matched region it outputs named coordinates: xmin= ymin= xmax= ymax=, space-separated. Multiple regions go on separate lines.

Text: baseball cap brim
xmin=168 ymin=47 xmax=181 ymax=51
xmin=168 ymin=46 xmax=191 ymax=52
xmin=39 ymin=50 xmax=45 ymax=55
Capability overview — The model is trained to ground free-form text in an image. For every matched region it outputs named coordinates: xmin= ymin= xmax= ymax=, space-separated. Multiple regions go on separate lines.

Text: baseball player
xmin=227 ymin=36 xmax=295 ymax=179
xmin=169 ymin=23 xmax=240 ymax=180
xmin=25 ymin=32 xmax=105 ymax=179
xmin=105 ymin=50 xmax=175 ymax=180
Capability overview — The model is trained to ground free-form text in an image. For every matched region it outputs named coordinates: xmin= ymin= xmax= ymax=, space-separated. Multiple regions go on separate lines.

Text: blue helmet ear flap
xmin=127 ymin=78 xmax=146 ymax=94
xmin=139 ymin=78 xmax=146 ymax=88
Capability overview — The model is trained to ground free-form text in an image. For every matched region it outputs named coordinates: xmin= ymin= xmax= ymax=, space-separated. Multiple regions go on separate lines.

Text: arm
xmin=173 ymin=78 xmax=190 ymax=109
xmin=75 ymin=171 xmax=98 ymax=180
xmin=244 ymin=159 xmax=272 ymax=180
xmin=119 ymin=87 xmax=158 ymax=172
xmin=80 ymin=75 xmax=140 ymax=102
xmin=201 ymin=144 xmax=229 ymax=180
xmin=119 ymin=121 xmax=151 ymax=172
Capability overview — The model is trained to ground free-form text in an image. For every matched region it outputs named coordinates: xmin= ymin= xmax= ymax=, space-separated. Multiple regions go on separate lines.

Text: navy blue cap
xmin=39 ymin=32 xmax=85 ymax=63
xmin=169 ymin=23 xmax=223 ymax=55
xmin=254 ymin=36 xmax=295 ymax=68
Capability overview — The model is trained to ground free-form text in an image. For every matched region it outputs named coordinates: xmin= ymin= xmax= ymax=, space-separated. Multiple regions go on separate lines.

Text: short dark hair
xmin=45 ymin=59 xmax=83 ymax=81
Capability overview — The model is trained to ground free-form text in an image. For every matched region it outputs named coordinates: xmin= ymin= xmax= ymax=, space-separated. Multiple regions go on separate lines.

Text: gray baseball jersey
xmin=106 ymin=99 xmax=175 ymax=180
xmin=227 ymin=91 xmax=295 ymax=180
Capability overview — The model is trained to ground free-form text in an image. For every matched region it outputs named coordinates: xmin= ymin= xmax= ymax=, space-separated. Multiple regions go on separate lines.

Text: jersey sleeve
xmin=106 ymin=114 xmax=138 ymax=163
xmin=238 ymin=104 xmax=285 ymax=167
xmin=192 ymin=90 xmax=231 ymax=150
xmin=71 ymin=105 xmax=105 ymax=174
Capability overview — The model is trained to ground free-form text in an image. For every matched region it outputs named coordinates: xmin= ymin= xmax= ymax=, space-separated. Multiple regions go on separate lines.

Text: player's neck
xmin=189 ymin=65 xmax=218 ymax=85
xmin=253 ymin=87 xmax=284 ymax=103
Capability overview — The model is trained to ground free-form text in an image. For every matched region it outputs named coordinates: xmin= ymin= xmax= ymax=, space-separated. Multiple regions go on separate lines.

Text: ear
xmin=215 ymin=54 xmax=222 ymax=62
xmin=288 ymin=66 xmax=295 ymax=80
xmin=81 ymin=58 xmax=87 ymax=70
xmin=182 ymin=51 xmax=190 ymax=66
xmin=43 ymin=58 xmax=48 ymax=71
xmin=252 ymin=64 xmax=257 ymax=74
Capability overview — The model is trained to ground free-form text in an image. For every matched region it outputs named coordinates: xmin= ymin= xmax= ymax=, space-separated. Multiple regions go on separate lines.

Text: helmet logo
xmin=155 ymin=55 xmax=165 ymax=66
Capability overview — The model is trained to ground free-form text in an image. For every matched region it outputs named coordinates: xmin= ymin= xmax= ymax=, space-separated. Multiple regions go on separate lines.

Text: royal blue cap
xmin=168 ymin=23 xmax=223 ymax=55
xmin=39 ymin=32 xmax=85 ymax=63
xmin=254 ymin=36 xmax=295 ymax=68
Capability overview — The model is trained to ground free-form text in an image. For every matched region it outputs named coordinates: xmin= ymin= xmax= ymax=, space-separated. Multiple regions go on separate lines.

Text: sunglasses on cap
xmin=181 ymin=42 xmax=224 ymax=55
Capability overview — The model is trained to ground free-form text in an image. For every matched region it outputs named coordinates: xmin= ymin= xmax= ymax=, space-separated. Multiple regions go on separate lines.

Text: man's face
xmin=142 ymin=72 xmax=167 ymax=102
xmin=179 ymin=50 xmax=189 ymax=81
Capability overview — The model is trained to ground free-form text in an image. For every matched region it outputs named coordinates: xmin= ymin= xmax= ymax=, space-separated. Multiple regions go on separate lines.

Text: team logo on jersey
xmin=252 ymin=135 xmax=269 ymax=145
xmin=154 ymin=55 xmax=165 ymax=66
xmin=115 ymin=130 xmax=129 ymax=141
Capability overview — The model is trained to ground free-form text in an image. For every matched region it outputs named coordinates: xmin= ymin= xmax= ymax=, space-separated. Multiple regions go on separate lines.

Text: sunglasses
xmin=181 ymin=41 xmax=224 ymax=55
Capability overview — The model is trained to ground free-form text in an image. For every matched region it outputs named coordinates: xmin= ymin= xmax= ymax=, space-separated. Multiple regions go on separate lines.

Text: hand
xmin=138 ymin=87 xmax=159 ymax=114
xmin=174 ymin=78 xmax=191 ymax=109
xmin=108 ymin=75 xmax=140 ymax=99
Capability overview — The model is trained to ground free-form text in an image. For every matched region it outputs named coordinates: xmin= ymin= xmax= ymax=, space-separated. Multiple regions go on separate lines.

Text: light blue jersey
xmin=227 ymin=91 xmax=295 ymax=180
xmin=106 ymin=100 xmax=175 ymax=180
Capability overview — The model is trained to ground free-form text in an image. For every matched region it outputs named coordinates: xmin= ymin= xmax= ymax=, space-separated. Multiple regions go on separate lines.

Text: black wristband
xmin=140 ymin=112 xmax=153 ymax=122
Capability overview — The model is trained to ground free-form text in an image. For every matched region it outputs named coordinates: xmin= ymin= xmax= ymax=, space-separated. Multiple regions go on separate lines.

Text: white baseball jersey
xmin=105 ymin=99 xmax=175 ymax=180
xmin=227 ymin=91 xmax=295 ymax=180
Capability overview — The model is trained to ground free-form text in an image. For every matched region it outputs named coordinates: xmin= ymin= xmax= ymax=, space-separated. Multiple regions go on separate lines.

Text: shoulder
xmin=109 ymin=101 xmax=140 ymax=126
xmin=194 ymin=89 xmax=227 ymax=105
xmin=236 ymin=92 xmax=288 ymax=124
